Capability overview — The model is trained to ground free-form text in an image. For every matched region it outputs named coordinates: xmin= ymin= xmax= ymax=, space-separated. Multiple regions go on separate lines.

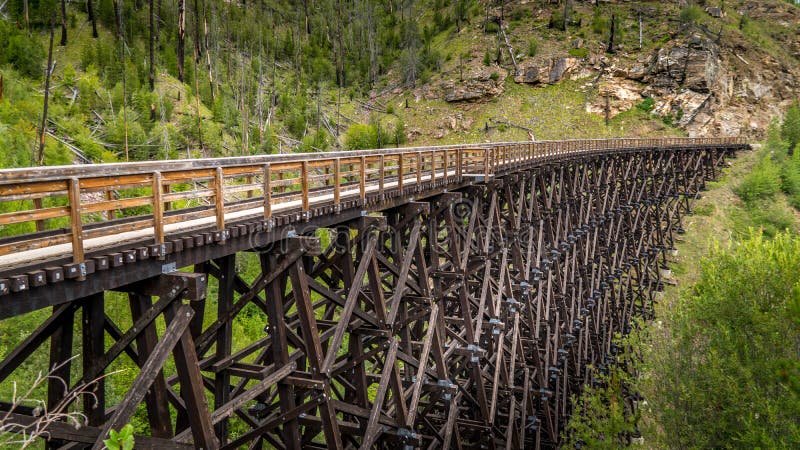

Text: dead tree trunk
xmin=87 ymin=0 xmax=98 ymax=38
xmin=114 ymin=0 xmax=129 ymax=160
xmin=607 ymin=13 xmax=616 ymax=53
xmin=638 ymin=14 xmax=643 ymax=49
xmin=203 ymin=0 xmax=214 ymax=101
xmin=193 ymin=0 xmax=201 ymax=62
xmin=37 ymin=17 xmax=55 ymax=166
xmin=177 ymin=0 xmax=186 ymax=82
xmin=59 ymin=0 xmax=67 ymax=46
xmin=23 ymin=0 xmax=29 ymax=34
xmin=149 ymin=0 xmax=156 ymax=91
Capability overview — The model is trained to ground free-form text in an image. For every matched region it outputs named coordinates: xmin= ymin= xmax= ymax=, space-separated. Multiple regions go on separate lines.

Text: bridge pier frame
xmin=0 ymin=145 xmax=740 ymax=449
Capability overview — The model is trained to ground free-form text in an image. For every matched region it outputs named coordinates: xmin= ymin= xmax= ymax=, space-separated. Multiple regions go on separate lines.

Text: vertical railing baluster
xmin=378 ymin=155 xmax=385 ymax=200
xmin=398 ymin=154 xmax=404 ymax=195
xmin=359 ymin=156 xmax=366 ymax=204
xmin=263 ymin=163 xmax=272 ymax=221
xmin=301 ymin=160 xmax=309 ymax=213
xmin=214 ymin=167 xmax=225 ymax=231
xmin=152 ymin=171 xmax=164 ymax=244
xmin=416 ymin=152 xmax=422 ymax=188
xmin=68 ymin=177 xmax=84 ymax=263
xmin=334 ymin=158 xmax=341 ymax=210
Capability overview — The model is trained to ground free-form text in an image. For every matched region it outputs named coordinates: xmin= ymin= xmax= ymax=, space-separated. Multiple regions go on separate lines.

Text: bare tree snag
xmin=178 ymin=0 xmax=186 ymax=82
xmin=203 ymin=0 xmax=214 ymax=101
xmin=607 ymin=13 xmax=616 ymax=53
xmin=23 ymin=0 xmax=29 ymax=34
xmin=59 ymin=0 xmax=67 ymax=46
xmin=87 ymin=0 xmax=98 ymax=38
xmin=114 ymin=0 xmax=129 ymax=160
xmin=149 ymin=0 xmax=155 ymax=91
xmin=36 ymin=17 xmax=56 ymax=166
xmin=639 ymin=13 xmax=643 ymax=49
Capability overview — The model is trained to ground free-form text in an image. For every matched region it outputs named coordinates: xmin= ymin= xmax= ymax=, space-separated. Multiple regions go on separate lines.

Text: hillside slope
xmin=0 ymin=0 xmax=798 ymax=169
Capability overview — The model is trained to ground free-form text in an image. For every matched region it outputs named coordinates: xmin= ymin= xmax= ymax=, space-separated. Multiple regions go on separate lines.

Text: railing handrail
xmin=0 ymin=137 xmax=748 ymax=184
xmin=0 ymin=137 xmax=749 ymax=269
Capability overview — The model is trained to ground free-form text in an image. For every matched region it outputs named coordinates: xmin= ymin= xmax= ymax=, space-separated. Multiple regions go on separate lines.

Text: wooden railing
xmin=0 ymin=138 xmax=748 ymax=266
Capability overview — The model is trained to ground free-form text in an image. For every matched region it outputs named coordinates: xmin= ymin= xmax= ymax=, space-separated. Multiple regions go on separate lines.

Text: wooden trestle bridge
xmin=0 ymin=137 xmax=747 ymax=449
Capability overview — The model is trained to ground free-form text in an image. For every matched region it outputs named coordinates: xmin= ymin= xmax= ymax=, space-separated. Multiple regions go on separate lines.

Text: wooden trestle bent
xmin=0 ymin=139 xmax=747 ymax=448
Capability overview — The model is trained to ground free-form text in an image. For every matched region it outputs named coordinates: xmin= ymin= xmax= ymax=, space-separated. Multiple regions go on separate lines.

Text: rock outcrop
xmin=443 ymin=65 xmax=507 ymax=102
xmin=514 ymin=57 xmax=582 ymax=85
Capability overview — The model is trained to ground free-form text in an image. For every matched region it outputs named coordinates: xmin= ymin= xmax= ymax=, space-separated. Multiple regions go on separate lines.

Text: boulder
xmin=443 ymin=65 xmax=506 ymax=102
xmin=514 ymin=57 xmax=581 ymax=85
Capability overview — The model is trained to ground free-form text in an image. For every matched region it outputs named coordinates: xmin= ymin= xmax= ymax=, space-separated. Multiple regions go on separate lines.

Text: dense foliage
xmin=564 ymin=109 xmax=800 ymax=447
xmin=649 ymin=231 xmax=800 ymax=447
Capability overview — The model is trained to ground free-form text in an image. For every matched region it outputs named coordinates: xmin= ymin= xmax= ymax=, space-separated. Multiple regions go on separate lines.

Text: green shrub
xmin=344 ymin=123 xmax=378 ymax=150
xmin=735 ymin=155 xmax=782 ymax=203
xmin=591 ymin=11 xmax=610 ymax=34
xmin=647 ymin=232 xmax=800 ymax=448
xmin=564 ymin=336 xmax=640 ymax=448
xmin=781 ymin=103 xmax=800 ymax=153
xmin=5 ymin=35 xmax=45 ymax=79
xmin=527 ymin=39 xmax=539 ymax=57
xmin=549 ymin=10 xmax=565 ymax=30
xmin=636 ymin=97 xmax=655 ymax=113
xmin=679 ymin=5 xmax=704 ymax=25
xmin=568 ymin=47 xmax=588 ymax=58
xmin=483 ymin=50 xmax=492 ymax=66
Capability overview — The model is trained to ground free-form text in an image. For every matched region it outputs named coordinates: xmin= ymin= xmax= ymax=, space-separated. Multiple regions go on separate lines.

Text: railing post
xmin=456 ymin=148 xmax=463 ymax=179
xmin=301 ymin=160 xmax=309 ymax=213
xmin=484 ymin=148 xmax=490 ymax=180
xmin=214 ymin=167 xmax=225 ymax=231
xmin=359 ymin=156 xmax=366 ymax=204
xmin=398 ymin=154 xmax=404 ymax=195
xmin=68 ymin=177 xmax=84 ymax=264
xmin=263 ymin=164 xmax=272 ymax=221
xmin=430 ymin=151 xmax=436 ymax=185
xmin=378 ymin=155 xmax=385 ymax=200
xmin=334 ymin=158 xmax=341 ymax=209
xmin=152 ymin=171 xmax=164 ymax=245
xmin=416 ymin=152 xmax=422 ymax=188
xmin=33 ymin=198 xmax=45 ymax=232
xmin=106 ymin=190 xmax=116 ymax=220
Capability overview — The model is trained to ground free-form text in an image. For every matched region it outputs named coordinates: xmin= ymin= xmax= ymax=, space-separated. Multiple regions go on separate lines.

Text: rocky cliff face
xmin=399 ymin=0 xmax=798 ymax=140
xmin=594 ymin=1 xmax=799 ymax=137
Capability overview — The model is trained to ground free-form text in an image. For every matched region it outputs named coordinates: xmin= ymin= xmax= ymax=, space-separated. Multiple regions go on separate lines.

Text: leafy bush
xmin=564 ymin=335 xmax=641 ymax=448
xmin=527 ymin=39 xmax=539 ymax=57
xmin=549 ymin=10 xmax=565 ymax=30
xmin=734 ymin=155 xmax=781 ymax=203
xmin=344 ymin=123 xmax=378 ymax=150
xmin=679 ymin=5 xmax=704 ymax=25
xmin=591 ymin=11 xmax=610 ymax=34
xmin=104 ymin=424 xmax=135 ymax=450
xmin=4 ymin=35 xmax=45 ymax=79
xmin=636 ymin=97 xmax=655 ymax=113
xmin=568 ymin=47 xmax=588 ymax=58
xmin=782 ymin=103 xmax=800 ymax=154
xmin=647 ymin=232 xmax=800 ymax=448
